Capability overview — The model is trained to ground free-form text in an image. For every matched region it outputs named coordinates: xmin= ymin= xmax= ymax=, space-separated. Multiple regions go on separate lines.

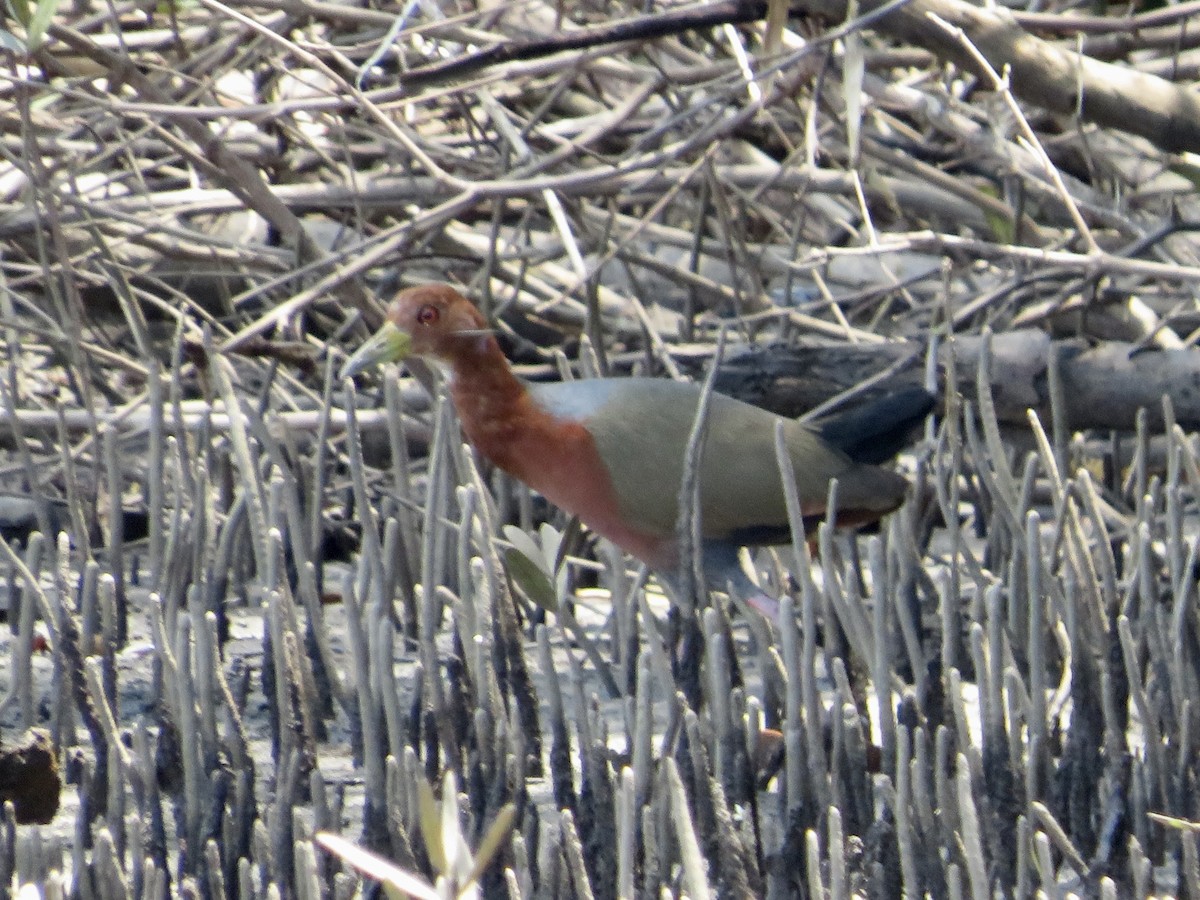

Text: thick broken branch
xmin=715 ymin=330 xmax=1200 ymax=431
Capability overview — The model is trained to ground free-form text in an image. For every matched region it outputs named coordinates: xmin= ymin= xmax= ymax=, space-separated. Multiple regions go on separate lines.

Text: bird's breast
xmin=465 ymin=393 xmax=673 ymax=567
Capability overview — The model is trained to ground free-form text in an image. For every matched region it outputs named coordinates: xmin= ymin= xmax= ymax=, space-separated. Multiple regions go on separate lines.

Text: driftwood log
xmin=713 ymin=329 xmax=1200 ymax=431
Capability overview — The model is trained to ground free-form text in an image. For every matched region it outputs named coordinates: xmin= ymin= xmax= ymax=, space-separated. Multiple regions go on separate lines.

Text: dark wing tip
xmin=816 ymin=387 xmax=935 ymax=465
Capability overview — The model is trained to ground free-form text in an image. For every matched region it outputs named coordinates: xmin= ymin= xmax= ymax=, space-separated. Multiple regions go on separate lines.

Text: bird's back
xmin=529 ymin=377 xmax=907 ymax=544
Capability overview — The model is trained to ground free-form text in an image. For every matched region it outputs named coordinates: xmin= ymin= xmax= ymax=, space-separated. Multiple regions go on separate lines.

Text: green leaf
xmin=502 ymin=525 xmax=543 ymax=568
xmin=440 ymin=770 xmax=470 ymax=878
xmin=975 ymin=182 xmax=1016 ymax=243
xmin=6 ymin=0 xmax=29 ymax=28
xmin=314 ymin=833 xmax=440 ymax=900
xmin=25 ymin=0 xmax=61 ymax=51
xmin=553 ymin=517 xmax=583 ymax=573
xmin=503 ymin=547 xmax=558 ymax=612
xmin=416 ymin=775 xmax=447 ymax=873
xmin=465 ymin=803 xmax=516 ymax=888
xmin=983 ymin=207 xmax=1016 ymax=244
xmin=537 ymin=522 xmax=568 ymax=598
xmin=502 ymin=525 xmax=559 ymax=612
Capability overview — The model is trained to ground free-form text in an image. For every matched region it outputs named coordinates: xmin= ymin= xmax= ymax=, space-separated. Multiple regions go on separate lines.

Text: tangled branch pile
xmin=0 ymin=0 xmax=1199 ymax=896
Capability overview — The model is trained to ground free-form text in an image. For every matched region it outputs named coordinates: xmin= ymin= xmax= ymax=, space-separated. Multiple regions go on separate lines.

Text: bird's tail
xmin=815 ymin=386 xmax=935 ymax=465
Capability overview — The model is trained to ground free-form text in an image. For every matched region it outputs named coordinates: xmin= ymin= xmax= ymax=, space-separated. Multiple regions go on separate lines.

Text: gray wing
xmin=531 ymin=378 xmax=905 ymax=543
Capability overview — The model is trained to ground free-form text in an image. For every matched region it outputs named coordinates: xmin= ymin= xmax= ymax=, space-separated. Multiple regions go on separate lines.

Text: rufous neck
xmin=445 ymin=335 xmax=528 ymax=432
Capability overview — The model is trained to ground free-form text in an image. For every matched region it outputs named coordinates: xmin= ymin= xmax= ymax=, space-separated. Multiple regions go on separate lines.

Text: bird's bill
xmin=339 ymin=321 xmax=411 ymax=379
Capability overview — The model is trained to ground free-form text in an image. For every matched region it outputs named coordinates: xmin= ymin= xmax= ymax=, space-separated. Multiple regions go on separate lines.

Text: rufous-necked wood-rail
xmin=341 ymin=284 xmax=931 ymax=619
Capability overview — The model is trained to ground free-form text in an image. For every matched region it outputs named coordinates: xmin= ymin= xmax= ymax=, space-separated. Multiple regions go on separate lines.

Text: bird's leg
xmin=665 ymin=605 xmax=705 ymax=710
xmin=700 ymin=541 xmax=782 ymax=624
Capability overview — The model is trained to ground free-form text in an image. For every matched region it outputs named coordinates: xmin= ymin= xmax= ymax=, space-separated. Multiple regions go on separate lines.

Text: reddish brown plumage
xmin=383 ymin=285 xmax=671 ymax=566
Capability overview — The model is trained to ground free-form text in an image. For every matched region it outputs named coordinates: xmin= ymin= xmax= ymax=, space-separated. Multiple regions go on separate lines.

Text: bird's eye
xmin=416 ymin=305 xmax=440 ymax=326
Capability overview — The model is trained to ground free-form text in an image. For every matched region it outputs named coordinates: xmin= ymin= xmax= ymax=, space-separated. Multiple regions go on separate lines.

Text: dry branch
xmin=848 ymin=0 xmax=1200 ymax=153
xmin=289 ymin=0 xmax=1200 ymax=154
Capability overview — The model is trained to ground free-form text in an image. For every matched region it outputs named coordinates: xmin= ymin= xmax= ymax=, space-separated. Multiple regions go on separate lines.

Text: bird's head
xmin=340 ymin=284 xmax=491 ymax=379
